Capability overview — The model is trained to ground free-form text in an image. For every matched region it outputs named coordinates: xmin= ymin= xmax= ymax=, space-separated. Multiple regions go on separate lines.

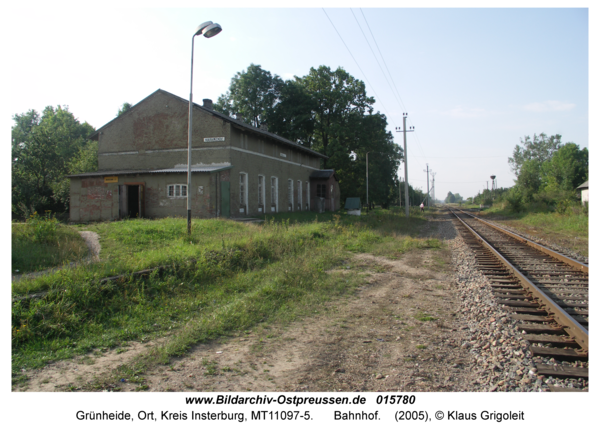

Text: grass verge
xmin=12 ymin=222 xmax=88 ymax=273
xmin=12 ymin=209 xmax=440 ymax=386
xmin=478 ymin=204 xmax=588 ymax=257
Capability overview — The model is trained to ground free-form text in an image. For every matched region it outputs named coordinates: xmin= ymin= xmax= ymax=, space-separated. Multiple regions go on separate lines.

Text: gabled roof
xmin=577 ymin=181 xmax=589 ymax=189
xmin=89 ymin=89 xmax=327 ymax=159
xmin=309 ymin=169 xmax=338 ymax=181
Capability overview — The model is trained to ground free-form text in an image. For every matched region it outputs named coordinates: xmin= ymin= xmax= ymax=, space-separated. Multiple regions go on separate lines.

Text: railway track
xmin=448 ymin=208 xmax=588 ymax=384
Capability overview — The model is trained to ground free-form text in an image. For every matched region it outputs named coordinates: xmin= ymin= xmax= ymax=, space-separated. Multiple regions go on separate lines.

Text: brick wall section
xmin=97 ymin=91 xmax=231 ymax=171
xmin=71 ymin=178 xmax=117 ymax=222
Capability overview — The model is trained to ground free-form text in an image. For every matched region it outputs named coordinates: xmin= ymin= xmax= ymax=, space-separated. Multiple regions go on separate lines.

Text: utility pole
xmin=398 ymin=176 xmax=402 ymax=207
xmin=430 ymin=172 xmax=436 ymax=205
xmin=423 ymin=164 xmax=430 ymax=208
xmin=395 ymin=114 xmax=414 ymax=219
xmin=366 ymin=152 xmax=369 ymax=212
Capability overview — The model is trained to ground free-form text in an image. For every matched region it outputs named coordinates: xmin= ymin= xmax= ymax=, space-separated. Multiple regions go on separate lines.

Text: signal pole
xmin=395 ymin=113 xmax=414 ymax=219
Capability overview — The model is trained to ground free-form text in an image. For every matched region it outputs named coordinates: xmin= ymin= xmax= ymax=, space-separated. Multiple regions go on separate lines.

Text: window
xmin=258 ymin=175 xmax=264 ymax=206
xmin=297 ymin=180 xmax=302 ymax=210
xmin=317 ymin=184 xmax=327 ymax=198
xmin=271 ymin=177 xmax=278 ymax=211
xmin=167 ymin=184 xmax=187 ymax=198
xmin=240 ymin=173 xmax=247 ymax=205
xmin=306 ymin=181 xmax=310 ymax=210
xmin=288 ymin=179 xmax=293 ymax=210
xmin=240 ymin=134 xmax=248 ymax=150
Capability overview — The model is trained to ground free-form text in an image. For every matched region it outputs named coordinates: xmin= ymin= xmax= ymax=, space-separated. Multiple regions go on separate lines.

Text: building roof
xmin=344 ymin=197 xmax=361 ymax=210
xmin=89 ymin=89 xmax=327 ymax=159
xmin=577 ymin=180 xmax=589 ymax=189
xmin=67 ymin=165 xmax=232 ymax=178
xmin=309 ymin=169 xmax=337 ymax=180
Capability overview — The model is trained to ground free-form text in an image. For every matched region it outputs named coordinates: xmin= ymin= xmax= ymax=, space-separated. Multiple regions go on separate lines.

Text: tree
xmin=214 ymin=64 xmax=402 ymax=206
xmin=453 ymin=193 xmax=463 ymax=203
xmin=117 ymin=102 xmax=133 ymax=116
xmin=214 ymin=64 xmax=283 ymax=128
xmin=267 ymin=78 xmax=317 ymax=147
xmin=53 ymin=140 xmax=99 ymax=209
xmin=515 ymin=159 xmax=542 ymax=202
xmin=445 ymin=192 xmax=456 ymax=203
xmin=12 ymin=106 xmax=95 ymax=217
xmin=299 ymin=66 xmax=374 ymax=163
xmin=508 ymin=133 xmax=562 ymax=176
xmin=540 ymin=143 xmax=588 ymax=193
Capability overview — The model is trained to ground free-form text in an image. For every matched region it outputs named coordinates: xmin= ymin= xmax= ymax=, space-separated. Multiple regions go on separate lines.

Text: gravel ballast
xmin=445 ymin=217 xmax=588 ymax=392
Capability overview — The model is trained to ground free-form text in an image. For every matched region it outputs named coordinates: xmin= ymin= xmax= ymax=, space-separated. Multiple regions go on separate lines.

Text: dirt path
xmin=17 ymin=216 xmax=479 ymax=392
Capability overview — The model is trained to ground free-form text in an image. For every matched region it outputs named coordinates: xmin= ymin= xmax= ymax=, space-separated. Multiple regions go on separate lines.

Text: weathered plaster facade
xmin=69 ymin=89 xmax=339 ymax=222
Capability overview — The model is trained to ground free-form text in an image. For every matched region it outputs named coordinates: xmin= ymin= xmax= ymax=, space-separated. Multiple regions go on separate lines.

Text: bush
xmin=27 ymin=211 xmax=59 ymax=244
xmin=505 ymin=189 xmax=524 ymax=213
xmin=556 ymin=199 xmax=576 ymax=215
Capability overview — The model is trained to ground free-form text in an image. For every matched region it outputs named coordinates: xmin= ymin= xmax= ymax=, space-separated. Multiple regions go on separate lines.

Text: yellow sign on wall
xmin=104 ymin=176 xmax=118 ymax=183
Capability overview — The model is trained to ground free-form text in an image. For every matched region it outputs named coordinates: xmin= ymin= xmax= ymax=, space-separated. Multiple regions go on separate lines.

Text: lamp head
xmin=195 ymin=21 xmax=213 ymax=36
xmin=194 ymin=22 xmax=222 ymax=38
xmin=203 ymin=23 xmax=222 ymax=38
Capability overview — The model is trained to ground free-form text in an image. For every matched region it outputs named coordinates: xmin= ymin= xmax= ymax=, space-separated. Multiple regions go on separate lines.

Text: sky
xmin=3 ymin=1 xmax=596 ymax=425
xmin=5 ymin=2 xmax=591 ymax=202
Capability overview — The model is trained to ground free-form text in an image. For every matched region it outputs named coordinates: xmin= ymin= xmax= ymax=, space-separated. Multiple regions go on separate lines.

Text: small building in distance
xmin=68 ymin=89 xmax=340 ymax=222
xmin=309 ymin=169 xmax=340 ymax=213
xmin=577 ymin=181 xmax=589 ymax=205
xmin=344 ymin=197 xmax=362 ymax=216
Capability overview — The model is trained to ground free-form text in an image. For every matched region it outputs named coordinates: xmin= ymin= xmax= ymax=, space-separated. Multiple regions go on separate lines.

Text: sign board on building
xmin=204 ymin=137 xmax=225 ymax=142
xmin=104 ymin=176 xmax=118 ymax=183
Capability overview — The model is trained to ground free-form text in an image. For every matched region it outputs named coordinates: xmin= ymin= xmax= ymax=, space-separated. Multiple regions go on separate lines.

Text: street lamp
xmin=187 ymin=21 xmax=222 ymax=235
xmin=366 ymin=151 xmax=385 ymax=212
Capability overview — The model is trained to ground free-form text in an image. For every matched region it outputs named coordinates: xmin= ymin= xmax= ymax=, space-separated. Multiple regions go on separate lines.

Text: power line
xmin=321 ymin=9 xmax=393 ymax=125
xmin=358 ymin=8 xmax=430 ymax=165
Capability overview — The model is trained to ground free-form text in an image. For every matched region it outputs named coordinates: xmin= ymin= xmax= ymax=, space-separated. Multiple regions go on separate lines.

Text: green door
xmin=221 ymin=181 xmax=230 ymax=218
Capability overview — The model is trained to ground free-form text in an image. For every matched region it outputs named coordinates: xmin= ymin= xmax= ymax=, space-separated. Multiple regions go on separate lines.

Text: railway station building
xmin=68 ymin=89 xmax=340 ymax=222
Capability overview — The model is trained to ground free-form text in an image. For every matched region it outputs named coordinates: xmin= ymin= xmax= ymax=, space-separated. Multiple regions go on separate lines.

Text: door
xmin=120 ymin=184 xmax=144 ymax=218
xmin=221 ymin=181 xmax=230 ymax=218
xmin=119 ymin=185 xmax=128 ymax=218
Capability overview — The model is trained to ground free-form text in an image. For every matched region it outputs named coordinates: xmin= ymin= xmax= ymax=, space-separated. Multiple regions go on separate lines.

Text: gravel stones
xmin=447 ymin=219 xmax=588 ymax=392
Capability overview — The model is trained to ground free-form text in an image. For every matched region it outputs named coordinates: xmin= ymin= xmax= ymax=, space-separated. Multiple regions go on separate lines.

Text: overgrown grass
xmin=478 ymin=202 xmax=588 ymax=257
xmin=12 ymin=209 xmax=442 ymax=381
xmin=12 ymin=219 xmax=88 ymax=273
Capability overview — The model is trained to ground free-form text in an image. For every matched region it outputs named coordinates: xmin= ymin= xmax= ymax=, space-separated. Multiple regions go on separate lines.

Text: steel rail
xmin=449 ymin=209 xmax=589 ymax=352
xmin=458 ymin=209 xmax=588 ymax=273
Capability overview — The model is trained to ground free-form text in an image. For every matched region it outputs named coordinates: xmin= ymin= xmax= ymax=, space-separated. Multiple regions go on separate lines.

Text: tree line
xmin=11 ymin=103 xmax=135 ymax=220
xmin=469 ymin=133 xmax=588 ymax=212
xmin=11 ymin=107 xmax=97 ymax=219
xmin=214 ymin=64 xmax=404 ymax=207
xmin=508 ymin=133 xmax=588 ymax=205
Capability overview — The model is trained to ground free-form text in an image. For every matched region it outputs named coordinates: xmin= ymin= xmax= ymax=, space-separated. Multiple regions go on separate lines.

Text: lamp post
xmin=187 ymin=21 xmax=222 ymax=235
xmin=366 ymin=151 xmax=385 ymax=212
